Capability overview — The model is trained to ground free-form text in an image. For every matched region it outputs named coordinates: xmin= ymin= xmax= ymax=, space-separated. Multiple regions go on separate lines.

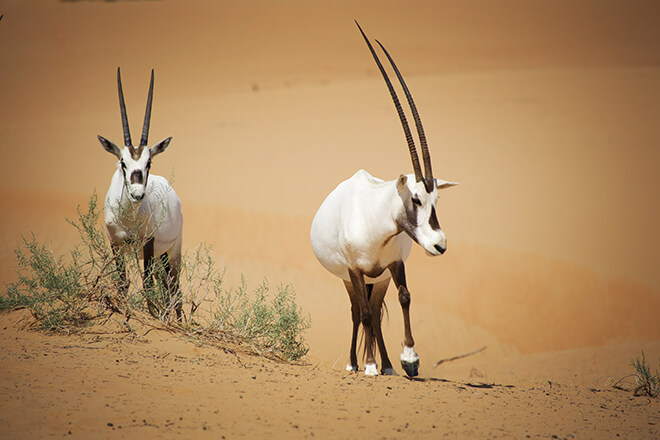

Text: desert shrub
xmin=2 ymin=235 xmax=95 ymax=331
xmin=177 ymin=243 xmax=310 ymax=361
xmin=631 ymin=351 xmax=660 ymax=398
xmin=2 ymin=194 xmax=160 ymax=329
xmin=2 ymin=194 xmax=117 ymax=330
xmin=1 ymin=193 xmax=311 ymax=361
xmin=211 ymin=276 xmax=310 ymax=361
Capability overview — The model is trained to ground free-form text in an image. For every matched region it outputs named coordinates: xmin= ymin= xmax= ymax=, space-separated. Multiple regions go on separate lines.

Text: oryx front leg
xmin=142 ymin=237 xmax=158 ymax=317
xmin=343 ymin=280 xmax=361 ymax=372
xmin=389 ymin=261 xmax=419 ymax=377
xmin=370 ymin=279 xmax=396 ymax=375
xmin=348 ymin=269 xmax=378 ymax=376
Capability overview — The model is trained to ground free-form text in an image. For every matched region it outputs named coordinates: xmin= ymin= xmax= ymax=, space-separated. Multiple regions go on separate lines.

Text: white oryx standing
xmin=310 ymin=23 xmax=458 ymax=376
xmin=97 ymin=68 xmax=183 ymax=319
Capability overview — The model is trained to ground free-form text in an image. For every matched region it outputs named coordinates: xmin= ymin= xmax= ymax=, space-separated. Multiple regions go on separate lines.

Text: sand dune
xmin=1 ymin=0 xmax=659 ymax=438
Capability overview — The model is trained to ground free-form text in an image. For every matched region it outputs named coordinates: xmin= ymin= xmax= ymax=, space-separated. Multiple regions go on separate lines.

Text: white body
xmin=311 ymin=170 xmax=413 ymax=283
xmin=310 ymin=23 xmax=459 ymax=376
xmin=104 ymin=166 xmax=183 ymax=260
xmin=311 ymin=168 xmax=455 ymax=376
xmin=98 ymin=68 xmax=184 ymax=320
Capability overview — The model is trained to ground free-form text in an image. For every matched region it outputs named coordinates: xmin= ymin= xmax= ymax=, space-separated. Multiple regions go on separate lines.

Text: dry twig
xmin=433 ymin=346 xmax=487 ymax=368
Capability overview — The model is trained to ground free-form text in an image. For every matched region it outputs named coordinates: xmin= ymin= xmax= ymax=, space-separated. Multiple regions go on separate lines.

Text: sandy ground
xmin=1 ymin=310 xmax=659 ymax=439
xmin=1 ymin=0 xmax=660 ymax=438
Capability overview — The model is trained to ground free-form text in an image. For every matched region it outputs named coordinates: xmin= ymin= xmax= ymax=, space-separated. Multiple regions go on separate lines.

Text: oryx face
xmin=119 ymin=146 xmax=151 ymax=203
xmin=97 ymin=68 xmax=172 ymax=204
xmin=397 ymin=175 xmax=456 ymax=256
xmin=98 ymin=137 xmax=171 ymax=203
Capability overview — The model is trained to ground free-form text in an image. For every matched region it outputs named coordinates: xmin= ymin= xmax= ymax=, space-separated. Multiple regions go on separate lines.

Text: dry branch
xmin=433 ymin=346 xmax=487 ymax=368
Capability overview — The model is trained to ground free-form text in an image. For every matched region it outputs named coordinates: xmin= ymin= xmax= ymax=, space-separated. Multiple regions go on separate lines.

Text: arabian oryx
xmin=310 ymin=23 xmax=458 ymax=376
xmin=97 ymin=68 xmax=183 ymax=320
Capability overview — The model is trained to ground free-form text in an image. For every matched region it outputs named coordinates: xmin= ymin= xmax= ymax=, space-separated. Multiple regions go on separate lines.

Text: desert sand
xmin=1 ymin=0 xmax=659 ymax=438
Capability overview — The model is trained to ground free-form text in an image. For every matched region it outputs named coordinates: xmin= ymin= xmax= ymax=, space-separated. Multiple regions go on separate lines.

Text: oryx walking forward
xmin=97 ymin=68 xmax=183 ymax=320
xmin=310 ymin=23 xmax=458 ymax=376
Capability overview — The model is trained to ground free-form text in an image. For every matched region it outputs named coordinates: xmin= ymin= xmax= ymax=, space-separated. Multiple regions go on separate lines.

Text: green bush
xmin=3 ymin=234 xmax=95 ymax=331
xmin=631 ymin=351 xmax=660 ymax=398
xmin=178 ymin=243 xmax=310 ymax=361
xmin=2 ymin=193 xmax=311 ymax=361
xmin=211 ymin=276 xmax=310 ymax=361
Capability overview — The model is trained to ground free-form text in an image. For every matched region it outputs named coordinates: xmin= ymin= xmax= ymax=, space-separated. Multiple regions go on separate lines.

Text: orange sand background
xmin=1 ymin=1 xmax=660 ymax=438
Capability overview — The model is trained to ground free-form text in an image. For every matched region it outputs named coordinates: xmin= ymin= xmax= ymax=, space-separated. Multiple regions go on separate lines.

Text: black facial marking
xmin=429 ymin=206 xmax=441 ymax=231
xmin=130 ymin=170 xmax=144 ymax=185
xmin=403 ymin=194 xmax=419 ymax=227
xmin=396 ymin=183 xmax=420 ymax=244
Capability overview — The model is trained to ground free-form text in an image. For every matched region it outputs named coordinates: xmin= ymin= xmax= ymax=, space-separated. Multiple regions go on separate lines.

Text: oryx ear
xmin=397 ymin=174 xmax=408 ymax=189
xmin=435 ymin=178 xmax=459 ymax=190
xmin=97 ymin=135 xmax=121 ymax=159
xmin=150 ymin=137 xmax=172 ymax=158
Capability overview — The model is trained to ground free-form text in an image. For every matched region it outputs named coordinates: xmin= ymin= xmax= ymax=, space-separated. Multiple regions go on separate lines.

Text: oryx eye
xmin=412 ymin=196 xmax=422 ymax=206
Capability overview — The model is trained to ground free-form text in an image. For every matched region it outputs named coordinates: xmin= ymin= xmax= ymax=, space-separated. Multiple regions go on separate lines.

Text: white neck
xmin=359 ymin=178 xmax=405 ymax=244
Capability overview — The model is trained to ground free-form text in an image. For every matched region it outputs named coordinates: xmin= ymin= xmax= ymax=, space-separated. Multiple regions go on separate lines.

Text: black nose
xmin=434 ymin=244 xmax=446 ymax=255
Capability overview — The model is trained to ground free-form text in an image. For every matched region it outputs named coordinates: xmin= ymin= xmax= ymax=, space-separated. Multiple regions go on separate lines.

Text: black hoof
xmin=401 ymin=359 xmax=419 ymax=377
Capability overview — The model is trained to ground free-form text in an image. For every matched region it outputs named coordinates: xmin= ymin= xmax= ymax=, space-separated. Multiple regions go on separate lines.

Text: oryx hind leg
xmin=343 ymin=280 xmax=360 ymax=372
xmin=389 ymin=261 xmax=419 ymax=377
xmin=370 ymin=278 xmax=396 ymax=375
xmin=347 ymin=270 xmax=378 ymax=376
xmin=159 ymin=252 xmax=183 ymax=321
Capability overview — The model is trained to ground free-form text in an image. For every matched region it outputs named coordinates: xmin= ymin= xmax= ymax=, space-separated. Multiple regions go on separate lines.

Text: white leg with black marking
xmin=400 ymin=345 xmax=419 ymax=377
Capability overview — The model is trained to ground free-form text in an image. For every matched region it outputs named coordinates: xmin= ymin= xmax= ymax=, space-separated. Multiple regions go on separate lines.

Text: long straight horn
xmin=376 ymin=40 xmax=433 ymax=186
xmin=116 ymin=67 xmax=132 ymax=147
xmin=355 ymin=21 xmax=423 ymax=183
xmin=139 ymin=69 xmax=154 ymax=147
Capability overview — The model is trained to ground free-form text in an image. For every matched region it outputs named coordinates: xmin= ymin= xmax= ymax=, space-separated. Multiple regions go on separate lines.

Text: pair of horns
xmin=356 ymin=21 xmax=434 ymax=188
xmin=117 ymin=67 xmax=154 ymax=148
